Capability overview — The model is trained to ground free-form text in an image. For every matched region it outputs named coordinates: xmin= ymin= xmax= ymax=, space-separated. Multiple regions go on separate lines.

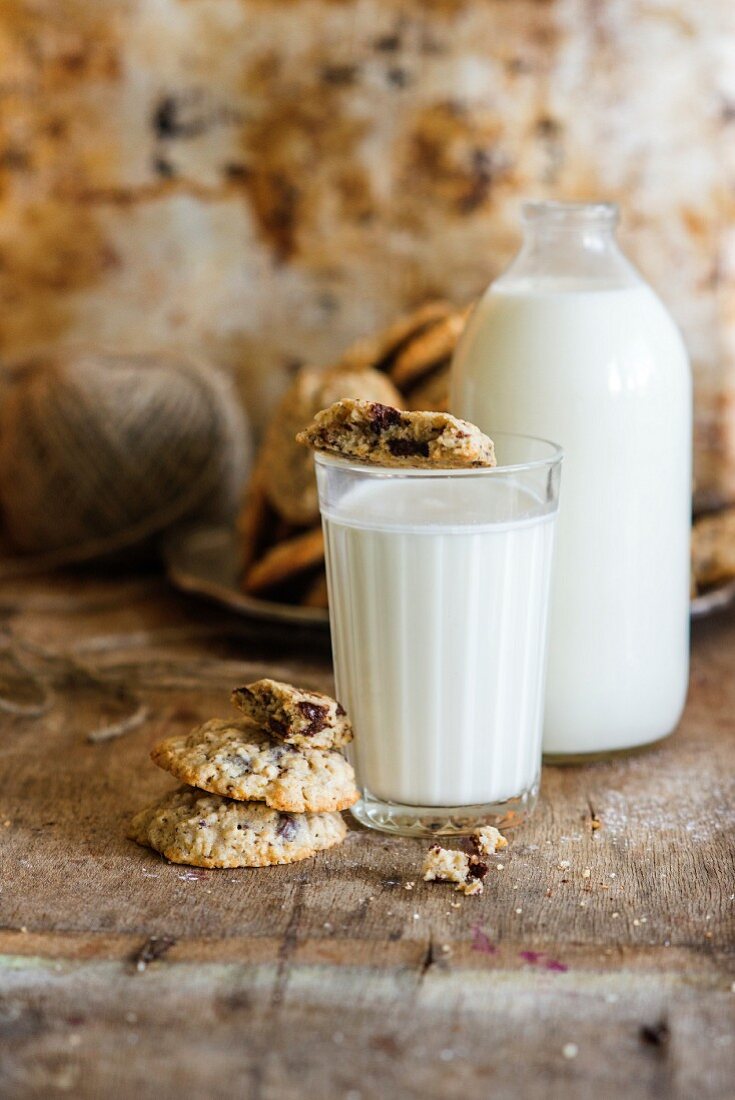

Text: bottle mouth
xmin=521 ymin=201 xmax=619 ymax=227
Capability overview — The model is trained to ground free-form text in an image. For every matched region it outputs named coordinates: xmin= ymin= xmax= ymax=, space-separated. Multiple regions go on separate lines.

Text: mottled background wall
xmin=1 ymin=0 xmax=734 ymax=501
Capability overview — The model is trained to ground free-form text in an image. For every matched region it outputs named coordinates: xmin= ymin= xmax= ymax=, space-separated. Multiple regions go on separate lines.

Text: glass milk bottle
xmin=451 ymin=201 xmax=692 ymax=759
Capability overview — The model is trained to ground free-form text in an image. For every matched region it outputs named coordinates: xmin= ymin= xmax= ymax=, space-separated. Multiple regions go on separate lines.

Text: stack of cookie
xmin=129 ymin=679 xmax=359 ymax=869
xmin=238 ymin=300 xmax=472 ymax=608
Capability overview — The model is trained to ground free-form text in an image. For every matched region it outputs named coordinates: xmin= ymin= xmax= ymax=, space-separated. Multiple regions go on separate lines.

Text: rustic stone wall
xmin=1 ymin=0 xmax=733 ymax=501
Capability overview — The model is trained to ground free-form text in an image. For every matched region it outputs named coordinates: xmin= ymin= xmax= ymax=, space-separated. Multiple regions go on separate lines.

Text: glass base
xmin=350 ymin=780 xmax=539 ymax=838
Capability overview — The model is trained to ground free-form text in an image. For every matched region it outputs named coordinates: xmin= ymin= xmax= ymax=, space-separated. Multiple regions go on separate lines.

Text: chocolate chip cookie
xmin=259 ymin=365 xmax=403 ymax=526
xmin=151 ymin=718 xmax=358 ymax=813
xmin=128 ymin=786 xmax=347 ymax=867
xmin=297 ymin=399 xmax=496 ymax=468
xmin=338 ymin=300 xmax=453 ymax=372
xmin=231 ymin=678 xmax=353 ymax=750
xmin=389 ymin=308 xmax=471 ymax=390
xmin=242 ymin=526 xmax=324 ymax=596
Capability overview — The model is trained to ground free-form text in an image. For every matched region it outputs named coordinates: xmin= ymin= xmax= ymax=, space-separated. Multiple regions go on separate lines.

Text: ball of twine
xmin=0 ymin=349 xmax=251 ymax=570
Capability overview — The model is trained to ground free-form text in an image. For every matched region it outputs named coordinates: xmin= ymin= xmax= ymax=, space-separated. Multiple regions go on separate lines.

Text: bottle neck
xmin=495 ymin=202 xmax=642 ymax=292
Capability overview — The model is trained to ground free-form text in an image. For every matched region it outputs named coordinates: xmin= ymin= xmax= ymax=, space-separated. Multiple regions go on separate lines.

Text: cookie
xmin=237 ymin=465 xmax=276 ymax=573
xmin=243 ymin=526 xmax=324 ymax=595
xmin=338 ymin=301 xmax=453 ymax=372
xmin=297 ymin=399 xmax=496 ymax=469
xmin=406 ymin=362 xmax=451 ymax=412
xmin=231 ymin=678 xmax=353 ymax=750
xmin=691 ymin=506 xmax=735 ymax=590
xmin=128 ymin=786 xmax=347 ymax=868
xmin=259 ymin=365 xmax=403 ymax=526
xmin=390 ymin=307 xmax=471 ymax=390
xmin=151 ymin=718 xmax=358 ymax=812
xmin=301 ymin=571 xmax=329 ymax=610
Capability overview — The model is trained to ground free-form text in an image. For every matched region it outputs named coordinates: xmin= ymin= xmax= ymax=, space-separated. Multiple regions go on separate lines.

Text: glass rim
xmin=521 ymin=200 xmax=618 ymax=225
xmin=314 ymin=430 xmax=563 ymax=478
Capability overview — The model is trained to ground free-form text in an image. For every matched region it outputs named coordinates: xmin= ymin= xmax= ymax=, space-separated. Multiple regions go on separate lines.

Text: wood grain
xmin=0 ymin=569 xmax=733 ymax=1098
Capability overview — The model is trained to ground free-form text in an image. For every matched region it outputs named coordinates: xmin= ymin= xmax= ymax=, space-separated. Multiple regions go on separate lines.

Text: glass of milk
xmin=315 ymin=434 xmax=562 ymax=837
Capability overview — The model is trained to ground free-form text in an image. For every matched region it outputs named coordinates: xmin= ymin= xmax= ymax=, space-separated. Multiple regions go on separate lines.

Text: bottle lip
xmin=521 ymin=200 xmax=619 ymax=226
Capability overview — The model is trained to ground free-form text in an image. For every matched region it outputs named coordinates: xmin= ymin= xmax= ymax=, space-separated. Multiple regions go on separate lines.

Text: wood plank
xmin=1 ymin=948 xmax=733 ymax=1099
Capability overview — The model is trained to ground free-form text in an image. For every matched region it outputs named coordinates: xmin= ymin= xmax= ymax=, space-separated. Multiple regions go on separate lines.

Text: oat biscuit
xmin=259 ymin=365 xmax=403 ymax=526
xmin=297 ymin=399 xmax=496 ymax=469
xmin=243 ymin=526 xmax=324 ymax=595
xmin=232 ymin=678 xmax=353 ymax=750
xmin=390 ymin=308 xmax=471 ymax=390
xmin=338 ymin=301 xmax=453 ymax=371
xmin=691 ymin=506 xmax=735 ymax=590
xmin=128 ymin=786 xmax=347 ymax=868
xmin=151 ymin=718 xmax=358 ymax=812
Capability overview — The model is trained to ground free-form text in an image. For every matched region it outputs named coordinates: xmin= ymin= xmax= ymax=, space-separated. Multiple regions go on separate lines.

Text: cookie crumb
xmin=423 ymin=845 xmax=471 ymax=886
xmin=471 ymin=825 xmax=508 ymax=857
xmin=562 ymin=1043 xmax=579 ymax=1060
xmin=422 ymin=842 xmax=490 ymax=896
xmin=582 ymin=868 xmax=591 ymax=879
xmin=457 ymin=878 xmax=484 ymax=896
xmin=558 ymin=859 xmax=571 ymax=870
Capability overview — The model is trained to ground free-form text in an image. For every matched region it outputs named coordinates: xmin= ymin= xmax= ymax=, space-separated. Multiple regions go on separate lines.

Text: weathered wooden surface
xmin=0 ymin=569 xmax=733 ymax=1099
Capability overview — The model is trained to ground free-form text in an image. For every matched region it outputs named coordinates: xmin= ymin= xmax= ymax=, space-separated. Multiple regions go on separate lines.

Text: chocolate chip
xmin=387 ymin=438 xmax=430 ymax=458
xmin=368 ymin=403 xmax=403 ymax=433
xmin=268 ymin=718 xmax=288 ymax=738
xmin=467 ymin=860 xmax=489 ymax=881
xmin=276 ymin=814 xmax=298 ymax=841
xmin=336 ymin=702 xmax=346 ymax=717
xmin=295 ymin=700 xmax=329 ymax=734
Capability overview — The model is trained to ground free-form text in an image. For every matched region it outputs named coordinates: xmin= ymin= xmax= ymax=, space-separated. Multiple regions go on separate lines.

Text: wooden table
xmin=0 ymin=569 xmax=733 ymax=1099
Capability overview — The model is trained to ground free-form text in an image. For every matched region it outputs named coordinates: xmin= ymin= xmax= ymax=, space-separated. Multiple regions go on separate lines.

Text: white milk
xmin=452 ymin=281 xmax=691 ymax=755
xmin=322 ymin=477 xmax=555 ymax=806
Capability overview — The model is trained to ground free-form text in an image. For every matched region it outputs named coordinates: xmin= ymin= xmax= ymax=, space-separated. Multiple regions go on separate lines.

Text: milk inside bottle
xmin=451 ymin=202 xmax=692 ymax=758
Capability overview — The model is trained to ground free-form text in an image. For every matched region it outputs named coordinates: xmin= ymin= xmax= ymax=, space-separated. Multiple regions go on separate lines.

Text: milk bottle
xmin=451 ymin=202 xmax=692 ymax=758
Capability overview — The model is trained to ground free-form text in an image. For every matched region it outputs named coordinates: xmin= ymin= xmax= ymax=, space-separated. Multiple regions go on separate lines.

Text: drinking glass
xmin=315 ymin=432 xmax=562 ymax=837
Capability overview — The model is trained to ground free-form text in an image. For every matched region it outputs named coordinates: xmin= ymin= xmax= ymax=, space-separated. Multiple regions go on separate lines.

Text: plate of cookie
xmin=166 ymin=300 xmax=469 ymax=628
xmin=163 ymin=298 xmax=735 ymax=625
